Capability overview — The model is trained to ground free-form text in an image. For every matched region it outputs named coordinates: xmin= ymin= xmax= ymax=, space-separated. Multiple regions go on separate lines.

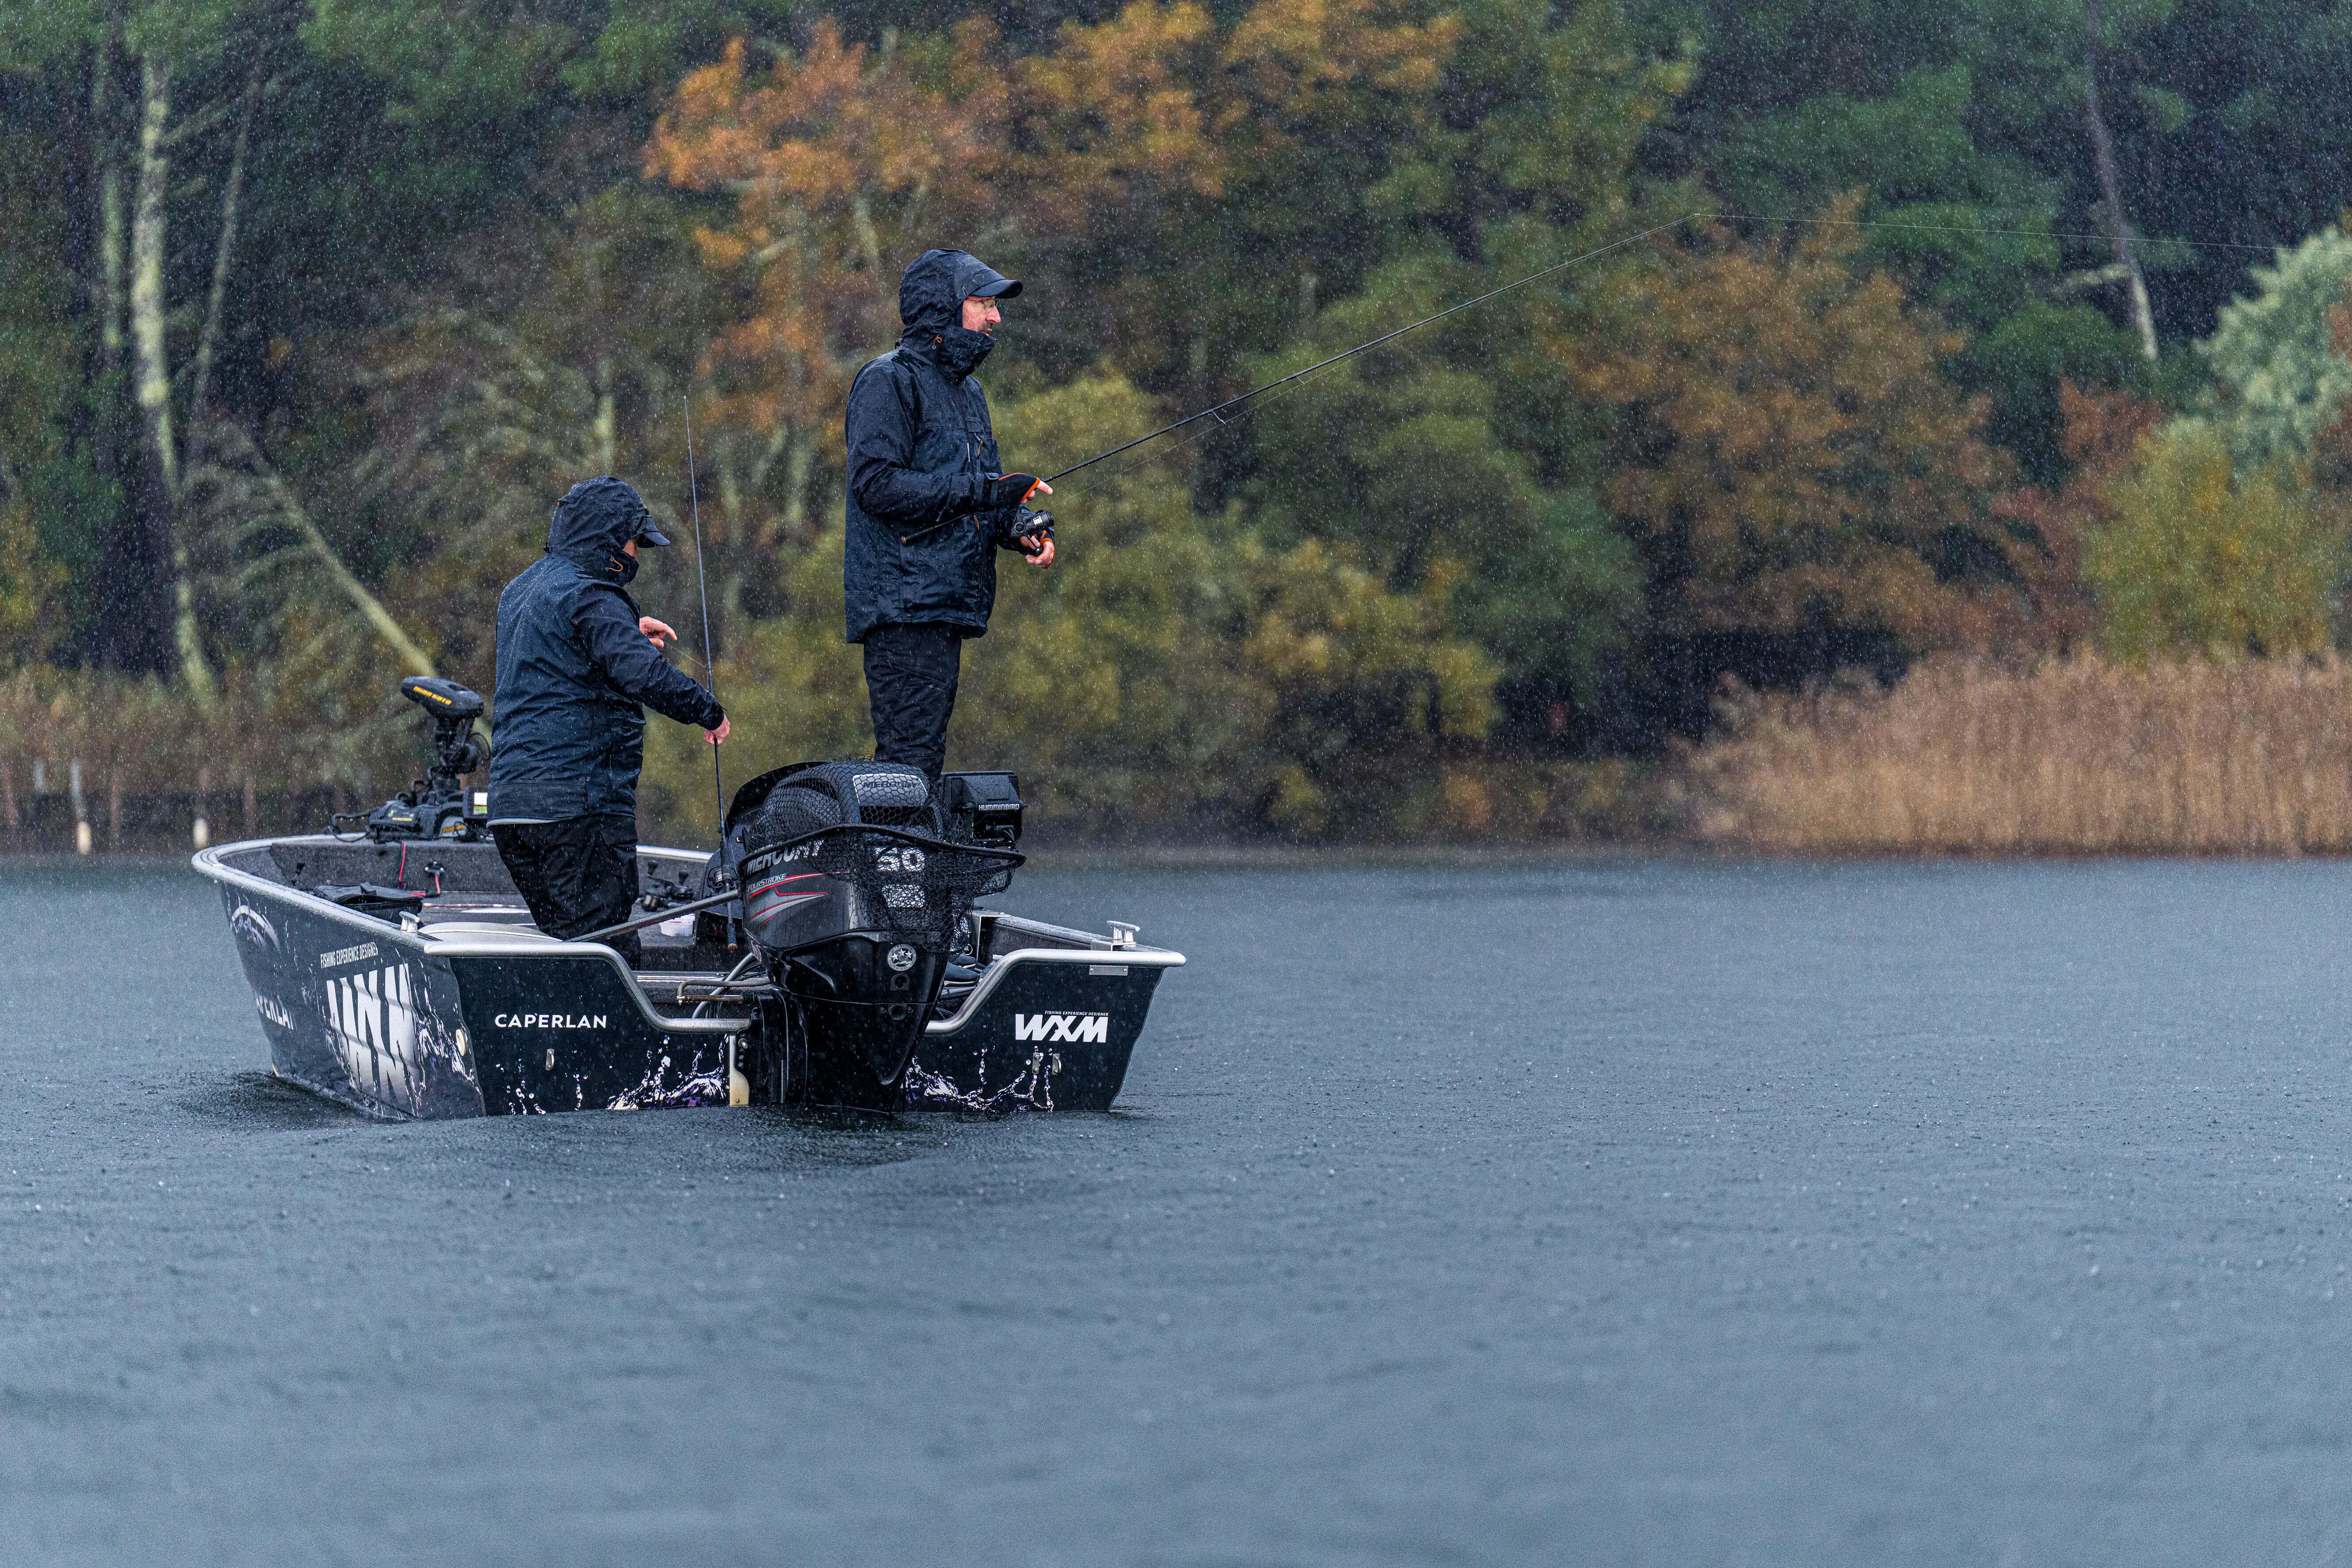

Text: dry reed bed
xmin=1690 ymin=657 xmax=2352 ymax=855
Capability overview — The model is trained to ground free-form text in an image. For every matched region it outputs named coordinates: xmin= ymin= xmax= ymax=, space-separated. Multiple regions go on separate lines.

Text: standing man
xmin=487 ymin=476 xmax=729 ymax=964
xmin=843 ymin=247 xmax=1056 ymax=780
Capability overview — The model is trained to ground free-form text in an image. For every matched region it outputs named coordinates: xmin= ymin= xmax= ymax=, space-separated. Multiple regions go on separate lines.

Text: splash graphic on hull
xmin=905 ymin=1048 xmax=1062 ymax=1113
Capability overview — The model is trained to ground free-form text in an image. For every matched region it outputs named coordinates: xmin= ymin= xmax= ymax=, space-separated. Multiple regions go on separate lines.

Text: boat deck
xmin=204 ymin=832 xmax=1132 ymax=1021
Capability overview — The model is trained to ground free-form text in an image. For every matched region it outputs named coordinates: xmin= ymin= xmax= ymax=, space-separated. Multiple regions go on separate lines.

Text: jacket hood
xmin=548 ymin=477 xmax=654 ymax=583
xmin=897 ymin=249 xmax=1020 ymax=335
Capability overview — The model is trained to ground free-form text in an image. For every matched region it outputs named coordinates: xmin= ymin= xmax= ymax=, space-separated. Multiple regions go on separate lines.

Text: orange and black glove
xmin=982 ymin=473 xmax=1044 ymax=511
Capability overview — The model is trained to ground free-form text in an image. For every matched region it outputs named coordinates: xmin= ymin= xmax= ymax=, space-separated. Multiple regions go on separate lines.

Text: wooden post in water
xmin=0 ymin=762 xmax=16 ymax=834
xmin=193 ymin=765 xmax=211 ymax=850
xmin=243 ymin=772 xmax=256 ymax=837
xmin=68 ymin=760 xmax=90 ymax=855
xmin=106 ymin=768 xmax=122 ymax=852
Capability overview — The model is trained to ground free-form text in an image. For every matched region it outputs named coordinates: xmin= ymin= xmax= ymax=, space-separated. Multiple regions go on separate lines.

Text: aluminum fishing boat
xmin=191 ymin=678 xmax=1182 ymax=1119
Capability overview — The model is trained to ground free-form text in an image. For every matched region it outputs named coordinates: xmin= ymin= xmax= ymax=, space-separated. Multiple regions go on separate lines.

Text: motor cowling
xmin=731 ymin=763 xmax=1020 ymax=1090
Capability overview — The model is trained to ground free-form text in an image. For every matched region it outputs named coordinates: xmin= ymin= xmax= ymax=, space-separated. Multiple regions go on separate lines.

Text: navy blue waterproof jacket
xmin=487 ymin=478 xmax=724 ymax=824
xmin=842 ymin=249 xmax=1034 ymax=643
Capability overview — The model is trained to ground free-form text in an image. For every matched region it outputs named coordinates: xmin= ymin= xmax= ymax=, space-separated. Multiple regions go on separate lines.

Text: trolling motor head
xmin=401 ymin=675 xmax=486 ymax=783
xmin=351 ymin=677 xmax=491 ymax=842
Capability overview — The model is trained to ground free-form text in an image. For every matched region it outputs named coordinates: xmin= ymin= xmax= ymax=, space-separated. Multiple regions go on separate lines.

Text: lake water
xmin=5 ymin=855 xmax=2352 ymax=1564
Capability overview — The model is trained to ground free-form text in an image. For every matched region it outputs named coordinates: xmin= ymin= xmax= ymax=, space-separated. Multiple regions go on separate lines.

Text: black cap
xmin=548 ymin=476 xmax=670 ymax=552
xmin=953 ymin=253 xmax=1021 ymax=302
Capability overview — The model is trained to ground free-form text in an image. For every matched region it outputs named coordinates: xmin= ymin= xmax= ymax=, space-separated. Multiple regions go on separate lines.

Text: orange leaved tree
xmin=1560 ymin=202 xmax=2013 ymax=646
xmin=645 ymin=24 xmax=1003 ymax=551
xmin=649 ymin=0 xmax=1467 ymax=512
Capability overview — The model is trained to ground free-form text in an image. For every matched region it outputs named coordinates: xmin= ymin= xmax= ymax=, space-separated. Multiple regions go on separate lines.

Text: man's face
xmin=961 ymin=294 xmax=1002 ymax=334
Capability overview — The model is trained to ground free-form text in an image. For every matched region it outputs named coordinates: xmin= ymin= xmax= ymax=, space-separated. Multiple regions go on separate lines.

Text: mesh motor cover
xmin=737 ymin=763 xmax=1018 ymax=950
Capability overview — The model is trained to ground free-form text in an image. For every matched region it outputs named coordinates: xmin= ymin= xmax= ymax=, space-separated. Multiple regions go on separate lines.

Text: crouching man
xmin=486 ymin=477 xmax=729 ymax=964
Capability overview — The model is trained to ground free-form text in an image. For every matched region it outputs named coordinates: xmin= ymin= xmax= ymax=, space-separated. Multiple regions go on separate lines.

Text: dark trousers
xmin=863 ymin=622 xmax=963 ymax=779
xmin=493 ymin=816 xmax=643 ymax=967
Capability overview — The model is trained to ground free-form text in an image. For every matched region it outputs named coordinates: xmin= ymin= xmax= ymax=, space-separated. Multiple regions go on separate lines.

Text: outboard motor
xmin=730 ymin=763 xmax=1021 ymax=1102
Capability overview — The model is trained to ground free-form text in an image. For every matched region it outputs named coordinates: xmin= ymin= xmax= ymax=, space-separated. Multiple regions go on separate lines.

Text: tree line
xmin=2 ymin=0 xmax=2350 ymax=837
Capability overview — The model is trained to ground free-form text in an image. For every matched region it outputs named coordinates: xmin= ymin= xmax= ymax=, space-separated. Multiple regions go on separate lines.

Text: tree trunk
xmin=188 ymin=64 xmax=262 ymax=448
xmin=2082 ymin=0 xmax=2159 ymax=365
xmin=96 ymin=18 xmax=126 ymax=414
xmin=595 ymin=355 xmax=616 ymax=472
xmin=130 ymin=55 xmax=216 ymax=703
xmin=780 ymin=426 xmax=815 ymax=542
xmin=204 ymin=422 xmax=440 ymax=677
xmin=130 ymin=59 xmax=177 ymax=512
xmin=89 ymin=15 xmax=166 ymax=673
xmin=851 ymin=191 xmax=893 ymax=321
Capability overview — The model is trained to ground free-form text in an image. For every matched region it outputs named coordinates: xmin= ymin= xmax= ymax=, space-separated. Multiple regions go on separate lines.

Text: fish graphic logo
xmin=229 ymin=902 xmax=280 ymax=952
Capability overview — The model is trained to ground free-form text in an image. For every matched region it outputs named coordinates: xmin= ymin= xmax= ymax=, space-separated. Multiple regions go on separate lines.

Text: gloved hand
xmin=982 ymin=473 xmax=1045 ymax=511
xmin=1010 ymin=508 xmax=1055 ymax=557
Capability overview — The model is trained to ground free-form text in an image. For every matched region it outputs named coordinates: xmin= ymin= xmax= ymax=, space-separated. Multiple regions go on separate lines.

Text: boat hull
xmin=212 ymin=876 xmax=744 ymax=1118
xmin=196 ymin=840 xmax=1180 ymax=1120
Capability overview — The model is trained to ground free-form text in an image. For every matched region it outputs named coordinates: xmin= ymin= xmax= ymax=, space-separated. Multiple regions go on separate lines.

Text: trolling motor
xmin=356 ymin=676 xmax=491 ymax=842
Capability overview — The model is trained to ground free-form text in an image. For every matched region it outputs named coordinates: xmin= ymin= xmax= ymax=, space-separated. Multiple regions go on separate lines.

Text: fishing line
xmin=683 ymin=398 xmax=724 ymax=842
xmin=1041 ymin=212 xmax=1709 ymax=486
xmin=1039 ymin=208 xmax=2302 ymax=492
xmin=1714 ymin=211 xmax=2286 ymax=254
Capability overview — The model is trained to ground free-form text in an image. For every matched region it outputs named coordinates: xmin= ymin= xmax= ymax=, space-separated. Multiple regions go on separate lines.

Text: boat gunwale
xmin=192 ymin=838 xmax=745 ymax=1037
xmin=193 ymin=837 xmax=1183 ymax=1043
xmin=925 ymin=945 xmax=1184 ymax=1034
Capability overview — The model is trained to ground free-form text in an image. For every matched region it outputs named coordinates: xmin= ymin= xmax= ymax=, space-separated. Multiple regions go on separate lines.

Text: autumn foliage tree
xmin=1984 ymin=381 xmax=2161 ymax=655
xmin=2085 ymin=426 xmax=2344 ymax=662
xmin=1562 ymin=205 xmax=2014 ymax=647
xmin=647 ymin=0 xmax=1464 ymax=453
xmin=645 ymin=23 xmax=1004 ymax=555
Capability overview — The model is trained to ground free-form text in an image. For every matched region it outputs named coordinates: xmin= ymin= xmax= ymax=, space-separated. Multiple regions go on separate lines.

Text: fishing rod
xmin=1034 ymin=208 xmax=2303 ymax=489
xmin=1040 ymin=212 xmax=1709 ymax=487
xmin=904 ymin=206 xmax=2289 ymax=526
xmin=683 ymin=398 xmax=724 ymax=841
xmin=891 ymin=212 xmax=1705 ymax=543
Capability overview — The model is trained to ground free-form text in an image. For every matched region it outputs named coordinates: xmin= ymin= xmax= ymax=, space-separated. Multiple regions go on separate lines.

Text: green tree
xmin=2187 ymin=225 xmax=2352 ymax=470
xmin=2086 ymin=423 xmax=2342 ymax=659
xmin=643 ymin=372 xmax=1501 ymax=836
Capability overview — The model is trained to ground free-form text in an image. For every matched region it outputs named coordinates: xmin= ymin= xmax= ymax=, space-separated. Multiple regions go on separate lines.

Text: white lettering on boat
xmin=493 ymin=1013 xmax=610 ymax=1029
xmin=324 ymin=962 xmax=421 ymax=1113
xmin=254 ymin=993 xmax=294 ymax=1029
xmin=1013 ymin=1012 xmax=1109 ymax=1044
xmin=319 ymin=941 xmax=378 ymax=969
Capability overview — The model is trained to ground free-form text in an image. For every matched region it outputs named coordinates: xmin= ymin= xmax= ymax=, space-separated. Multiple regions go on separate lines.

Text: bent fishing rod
xmin=892 ymin=212 xmax=1703 ymax=543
